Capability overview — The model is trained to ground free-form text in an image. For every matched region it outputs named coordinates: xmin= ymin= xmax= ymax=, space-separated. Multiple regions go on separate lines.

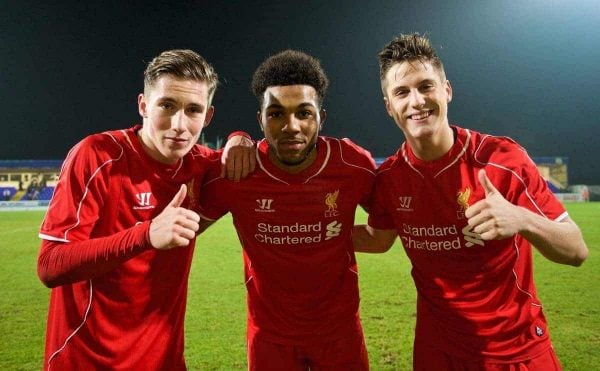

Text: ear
xmin=203 ymin=106 xmax=215 ymax=128
xmin=383 ymin=96 xmax=393 ymax=117
xmin=138 ymin=93 xmax=147 ymax=118
xmin=256 ymin=111 xmax=264 ymax=132
xmin=319 ymin=109 xmax=327 ymax=130
xmin=445 ymin=80 xmax=453 ymax=103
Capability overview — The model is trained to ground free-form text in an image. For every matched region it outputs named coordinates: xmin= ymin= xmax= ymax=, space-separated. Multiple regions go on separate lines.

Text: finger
xmin=227 ymin=155 xmax=236 ymax=181
xmin=170 ymin=234 xmax=191 ymax=248
xmin=464 ymin=199 xmax=486 ymax=219
xmin=249 ymin=150 xmax=256 ymax=173
xmin=472 ymin=218 xmax=494 ymax=235
xmin=478 ymin=169 xmax=498 ymax=196
xmin=168 ymin=184 xmax=187 ymax=208
xmin=174 ymin=224 xmax=198 ymax=240
xmin=466 ymin=210 xmax=488 ymax=229
xmin=237 ymin=152 xmax=251 ymax=182
xmin=179 ymin=209 xmax=201 ymax=224
xmin=220 ymin=149 xmax=228 ymax=178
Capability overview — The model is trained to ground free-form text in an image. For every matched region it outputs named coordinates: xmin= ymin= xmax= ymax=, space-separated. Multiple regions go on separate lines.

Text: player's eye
xmin=394 ymin=89 xmax=408 ymax=97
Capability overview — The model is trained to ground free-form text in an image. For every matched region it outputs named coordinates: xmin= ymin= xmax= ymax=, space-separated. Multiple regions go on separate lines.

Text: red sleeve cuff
xmin=227 ymin=131 xmax=252 ymax=141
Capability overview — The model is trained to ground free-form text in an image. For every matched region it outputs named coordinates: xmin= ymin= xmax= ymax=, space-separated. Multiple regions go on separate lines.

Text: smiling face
xmin=383 ymin=60 xmax=454 ymax=160
xmin=137 ymin=75 xmax=214 ymax=164
xmin=258 ymin=84 xmax=326 ymax=173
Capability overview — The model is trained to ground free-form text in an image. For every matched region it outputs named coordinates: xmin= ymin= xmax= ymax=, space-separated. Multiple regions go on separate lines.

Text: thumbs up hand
xmin=465 ymin=169 xmax=523 ymax=240
xmin=149 ymin=184 xmax=201 ymax=250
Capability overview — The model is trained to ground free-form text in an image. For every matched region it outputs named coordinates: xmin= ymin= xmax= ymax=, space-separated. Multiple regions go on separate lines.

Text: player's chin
xmin=164 ymin=147 xmax=191 ymax=162
xmin=279 ymin=153 xmax=306 ymax=166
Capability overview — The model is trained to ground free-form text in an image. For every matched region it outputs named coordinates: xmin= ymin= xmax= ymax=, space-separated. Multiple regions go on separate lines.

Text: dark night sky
xmin=2 ymin=1 xmax=599 ymax=183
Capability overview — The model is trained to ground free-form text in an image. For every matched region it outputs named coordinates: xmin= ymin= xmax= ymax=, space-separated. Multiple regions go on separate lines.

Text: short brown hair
xmin=251 ymin=50 xmax=329 ymax=108
xmin=378 ymin=33 xmax=446 ymax=90
xmin=144 ymin=49 xmax=219 ymax=105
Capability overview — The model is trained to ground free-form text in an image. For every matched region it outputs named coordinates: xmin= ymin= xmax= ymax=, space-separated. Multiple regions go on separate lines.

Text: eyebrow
xmin=157 ymin=97 xmax=205 ymax=109
xmin=265 ymin=102 xmax=317 ymax=110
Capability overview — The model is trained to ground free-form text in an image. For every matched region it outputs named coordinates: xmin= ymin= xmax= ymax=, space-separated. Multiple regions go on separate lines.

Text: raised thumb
xmin=478 ymin=169 xmax=497 ymax=196
xmin=168 ymin=184 xmax=187 ymax=208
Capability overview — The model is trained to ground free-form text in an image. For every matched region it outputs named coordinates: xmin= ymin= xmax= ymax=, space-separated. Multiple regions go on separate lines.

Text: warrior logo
xmin=134 ymin=192 xmax=154 ymax=210
xmin=325 ymin=190 xmax=340 ymax=217
xmin=396 ymin=196 xmax=413 ymax=211
xmin=256 ymin=199 xmax=275 ymax=212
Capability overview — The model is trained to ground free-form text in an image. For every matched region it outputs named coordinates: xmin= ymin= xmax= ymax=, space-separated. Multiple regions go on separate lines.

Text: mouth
xmin=279 ymin=138 xmax=305 ymax=151
xmin=408 ymin=110 xmax=433 ymax=121
xmin=166 ymin=137 xmax=189 ymax=147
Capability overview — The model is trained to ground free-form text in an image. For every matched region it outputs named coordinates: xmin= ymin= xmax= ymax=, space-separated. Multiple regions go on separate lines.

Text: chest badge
xmin=325 ymin=190 xmax=340 ymax=217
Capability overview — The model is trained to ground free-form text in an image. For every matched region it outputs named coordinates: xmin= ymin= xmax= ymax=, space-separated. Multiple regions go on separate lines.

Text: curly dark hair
xmin=251 ymin=50 xmax=329 ymax=107
xmin=378 ymin=33 xmax=446 ymax=91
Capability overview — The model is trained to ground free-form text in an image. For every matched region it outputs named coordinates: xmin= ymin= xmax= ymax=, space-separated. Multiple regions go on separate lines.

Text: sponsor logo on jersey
xmin=396 ymin=196 xmax=413 ymax=211
xmin=325 ymin=190 xmax=340 ymax=217
xmin=456 ymin=187 xmax=471 ymax=219
xmin=325 ymin=220 xmax=342 ymax=240
xmin=254 ymin=220 xmax=343 ymax=245
xmin=133 ymin=192 xmax=155 ymax=210
xmin=255 ymin=198 xmax=275 ymax=212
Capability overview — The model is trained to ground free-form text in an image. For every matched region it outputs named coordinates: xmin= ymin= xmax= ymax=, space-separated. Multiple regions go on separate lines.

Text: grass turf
xmin=0 ymin=203 xmax=598 ymax=369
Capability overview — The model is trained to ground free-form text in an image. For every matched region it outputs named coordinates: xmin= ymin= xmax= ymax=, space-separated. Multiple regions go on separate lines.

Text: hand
xmin=465 ymin=169 xmax=523 ymax=240
xmin=149 ymin=184 xmax=200 ymax=250
xmin=221 ymin=134 xmax=256 ymax=182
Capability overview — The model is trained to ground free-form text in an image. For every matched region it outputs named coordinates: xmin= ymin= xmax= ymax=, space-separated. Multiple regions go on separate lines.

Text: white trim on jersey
xmin=334 ymin=138 xmax=376 ymax=177
xmin=434 ymin=129 xmax=471 ymax=178
xmin=47 ymin=280 xmax=94 ymax=370
xmin=60 ymin=132 xmax=124 ymax=242
xmin=473 ymin=135 xmax=548 ymax=218
xmin=511 ymin=239 xmax=543 ymax=308
xmin=256 ymin=139 xmax=332 ymax=185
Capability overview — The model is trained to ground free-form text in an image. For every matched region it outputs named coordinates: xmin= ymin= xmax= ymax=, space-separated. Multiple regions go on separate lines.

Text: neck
xmin=269 ymin=141 xmax=318 ymax=174
xmin=409 ymin=125 xmax=455 ymax=161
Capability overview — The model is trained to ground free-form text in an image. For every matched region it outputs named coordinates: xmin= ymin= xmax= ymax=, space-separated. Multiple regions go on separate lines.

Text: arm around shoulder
xmin=352 ymin=224 xmax=397 ymax=253
xmin=521 ymin=214 xmax=588 ymax=267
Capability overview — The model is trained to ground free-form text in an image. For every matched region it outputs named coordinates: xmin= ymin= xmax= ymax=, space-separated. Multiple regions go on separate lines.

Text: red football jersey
xmin=368 ymin=126 xmax=566 ymax=362
xmin=198 ymin=137 xmax=376 ymax=346
xmin=38 ymin=125 xmax=218 ymax=370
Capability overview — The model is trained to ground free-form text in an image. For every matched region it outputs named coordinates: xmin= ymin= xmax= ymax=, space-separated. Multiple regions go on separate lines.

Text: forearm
xmin=520 ymin=212 xmax=588 ymax=266
xmin=37 ymin=221 xmax=153 ymax=287
xmin=352 ymin=224 xmax=396 ymax=253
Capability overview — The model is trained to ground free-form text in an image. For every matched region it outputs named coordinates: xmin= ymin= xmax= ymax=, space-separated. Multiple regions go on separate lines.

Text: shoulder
xmin=375 ymin=147 xmax=403 ymax=176
xmin=188 ymin=144 xmax=220 ymax=167
xmin=64 ymin=129 xmax=129 ymax=171
xmin=323 ymin=137 xmax=376 ymax=173
xmin=470 ymin=129 xmax=532 ymax=169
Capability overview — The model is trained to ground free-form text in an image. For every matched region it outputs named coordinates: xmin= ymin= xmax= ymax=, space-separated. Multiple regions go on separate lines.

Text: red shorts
xmin=247 ymin=331 xmax=369 ymax=371
xmin=413 ymin=342 xmax=562 ymax=371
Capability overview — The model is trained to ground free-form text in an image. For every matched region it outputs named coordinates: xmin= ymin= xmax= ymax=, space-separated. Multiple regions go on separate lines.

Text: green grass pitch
xmin=0 ymin=203 xmax=598 ymax=370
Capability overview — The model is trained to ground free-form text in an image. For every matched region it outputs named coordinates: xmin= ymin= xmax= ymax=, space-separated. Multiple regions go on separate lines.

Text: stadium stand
xmin=0 ymin=160 xmax=62 ymax=202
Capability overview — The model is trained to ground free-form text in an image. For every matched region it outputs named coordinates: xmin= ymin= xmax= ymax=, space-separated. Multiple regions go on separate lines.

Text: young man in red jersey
xmin=353 ymin=34 xmax=589 ymax=370
xmin=37 ymin=49 xmax=255 ymax=370
xmin=196 ymin=50 xmax=375 ymax=370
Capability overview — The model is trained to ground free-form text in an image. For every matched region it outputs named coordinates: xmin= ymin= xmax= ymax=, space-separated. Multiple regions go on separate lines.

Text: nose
xmin=171 ymin=110 xmax=186 ymax=131
xmin=409 ymin=89 xmax=426 ymax=108
xmin=282 ymin=115 xmax=301 ymax=133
